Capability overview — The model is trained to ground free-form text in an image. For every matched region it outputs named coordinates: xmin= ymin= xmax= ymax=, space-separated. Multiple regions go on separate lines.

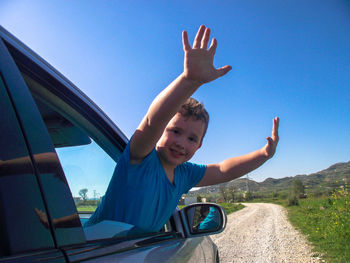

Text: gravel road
xmin=211 ymin=203 xmax=324 ymax=263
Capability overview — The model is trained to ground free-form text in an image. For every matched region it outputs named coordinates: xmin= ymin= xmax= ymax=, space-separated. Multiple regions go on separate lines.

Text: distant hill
xmin=191 ymin=161 xmax=350 ymax=195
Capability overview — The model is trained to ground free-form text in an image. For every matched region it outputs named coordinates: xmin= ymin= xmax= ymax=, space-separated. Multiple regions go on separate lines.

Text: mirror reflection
xmin=186 ymin=204 xmax=221 ymax=233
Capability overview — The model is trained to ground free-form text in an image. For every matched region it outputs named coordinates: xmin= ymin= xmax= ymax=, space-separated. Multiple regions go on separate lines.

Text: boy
xmin=86 ymin=25 xmax=279 ymax=232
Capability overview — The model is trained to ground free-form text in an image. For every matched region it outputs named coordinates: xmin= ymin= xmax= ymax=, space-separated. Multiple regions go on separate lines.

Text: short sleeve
xmin=120 ymin=139 xmax=157 ymax=169
xmin=178 ymin=162 xmax=206 ymax=194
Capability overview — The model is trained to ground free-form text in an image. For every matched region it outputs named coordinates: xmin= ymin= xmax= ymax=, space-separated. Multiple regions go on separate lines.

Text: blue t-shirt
xmin=198 ymin=207 xmax=220 ymax=230
xmin=85 ymin=142 xmax=206 ymax=232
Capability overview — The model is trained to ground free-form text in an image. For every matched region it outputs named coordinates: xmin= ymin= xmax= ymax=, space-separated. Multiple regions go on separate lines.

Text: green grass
xmin=77 ymin=205 xmax=97 ymax=212
xmin=285 ymin=186 xmax=350 ymax=263
xmin=219 ymin=202 xmax=245 ymax=215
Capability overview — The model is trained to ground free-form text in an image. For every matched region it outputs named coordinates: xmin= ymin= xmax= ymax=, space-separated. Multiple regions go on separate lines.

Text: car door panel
xmin=198 ymin=236 xmax=216 ymax=263
xmin=0 ymin=250 xmax=66 ymax=263
xmin=63 ymin=235 xmax=206 ymax=263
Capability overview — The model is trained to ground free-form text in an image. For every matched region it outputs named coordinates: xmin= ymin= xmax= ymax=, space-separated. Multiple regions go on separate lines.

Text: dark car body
xmin=0 ymin=26 xmax=226 ymax=262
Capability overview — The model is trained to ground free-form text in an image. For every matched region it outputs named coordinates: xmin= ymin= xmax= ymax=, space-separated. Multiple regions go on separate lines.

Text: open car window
xmin=21 ymin=70 xmax=174 ymax=240
xmin=24 ymin=76 xmax=133 ymax=240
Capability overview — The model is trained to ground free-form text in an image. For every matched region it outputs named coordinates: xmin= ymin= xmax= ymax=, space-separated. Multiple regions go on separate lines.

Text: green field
xmin=286 ymin=186 xmax=350 ymax=263
xmin=77 ymin=205 xmax=97 ymax=212
xmin=219 ymin=202 xmax=245 ymax=215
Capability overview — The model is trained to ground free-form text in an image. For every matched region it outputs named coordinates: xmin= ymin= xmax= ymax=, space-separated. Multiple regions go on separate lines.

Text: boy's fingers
xmin=208 ymin=38 xmax=217 ymax=55
xmin=267 ymin=137 xmax=276 ymax=154
xmin=201 ymin=27 xmax=211 ymax=49
xmin=193 ymin=25 xmax=206 ymax=49
xmin=272 ymin=117 xmax=279 ymax=140
xmin=216 ymin=65 xmax=232 ymax=77
xmin=182 ymin=31 xmax=191 ymax=52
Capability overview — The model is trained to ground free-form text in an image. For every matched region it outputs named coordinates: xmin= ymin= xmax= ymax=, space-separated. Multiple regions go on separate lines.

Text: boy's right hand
xmin=182 ymin=25 xmax=232 ymax=86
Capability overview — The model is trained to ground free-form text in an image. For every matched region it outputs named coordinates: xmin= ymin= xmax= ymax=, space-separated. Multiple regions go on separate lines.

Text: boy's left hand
xmin=262 ymin=117 xmax=279 ymax=159
xmin=197 ymin=117 xmax=280 ymax=187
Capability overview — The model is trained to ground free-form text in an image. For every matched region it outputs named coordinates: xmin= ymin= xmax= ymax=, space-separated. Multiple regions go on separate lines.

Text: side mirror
xmin=180 ymin=203 xmax=227 ymax=237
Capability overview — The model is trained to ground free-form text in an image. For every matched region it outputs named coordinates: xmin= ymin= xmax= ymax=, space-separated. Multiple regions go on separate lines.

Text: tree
xmin=219 ymin=185 xmax=228 ymax=202
xmin=227 ymin=185 xmax=236 ymax=203
xmin=79 ymin=188 xmax=88 ymax=202
xmin=292 ymin=179 xmax=305 ymax=197
xmin=287 ymin=192 xmax=299 ymax=206
xmin=272 ymin=191 xmax=279 ymax=199
xmin=287 ymin=179 xmax=305 ymax=206
xmin=244 ymin=191 xmax=253 ymax=201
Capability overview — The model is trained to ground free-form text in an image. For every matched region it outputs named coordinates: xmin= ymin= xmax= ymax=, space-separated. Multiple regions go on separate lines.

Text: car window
xmin=56 ymin=139 xmax=116 ymax=212
xmin=0 ymin=75 xmax=55 ymax=257
xmin=20 ymin=72 xmax=176 ymax=240
xmin=2 ymin=31 xmax=175 ymax=242
xmin=27 ymin=89 xmax=125 ymax=239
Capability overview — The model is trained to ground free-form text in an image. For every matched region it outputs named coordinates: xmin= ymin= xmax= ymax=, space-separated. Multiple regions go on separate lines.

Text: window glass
xmin=56 ymin=139 xmax=116 ymax=213
xmin=31 ymin=98 xmax=125 ymax=238
xmin=0 ymin=75 xmax=55 ymax=256
xmin=29 ymin=94 xmax=176 ymax=240
xmin=23 ymin=83 xmax=161 ymax=241
xmin=19 ymin=66 xmax=176 ymax=242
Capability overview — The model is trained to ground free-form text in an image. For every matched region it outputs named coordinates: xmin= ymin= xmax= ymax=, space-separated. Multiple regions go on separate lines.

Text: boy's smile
xmin=156 ymin=113 xmax=205 ymax=170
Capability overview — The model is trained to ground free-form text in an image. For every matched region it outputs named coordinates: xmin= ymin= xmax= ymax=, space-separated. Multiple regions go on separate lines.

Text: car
xmin=0 ymin=25 xmax=227 ymax=263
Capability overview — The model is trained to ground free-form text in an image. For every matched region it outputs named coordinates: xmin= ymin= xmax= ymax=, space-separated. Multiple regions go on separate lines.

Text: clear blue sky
xmin=1 ymin=0 xmax=350 ymax=185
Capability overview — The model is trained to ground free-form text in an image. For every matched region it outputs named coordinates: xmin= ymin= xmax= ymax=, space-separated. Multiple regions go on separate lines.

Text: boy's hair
xmin=179 ymin=97 xmax=209 ymax=141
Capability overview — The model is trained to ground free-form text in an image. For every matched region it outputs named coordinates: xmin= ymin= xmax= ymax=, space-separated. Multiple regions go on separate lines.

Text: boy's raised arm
xmin=129 ymin=25 xmax=231 ymax=163
xmin=197 ymin=117 xmax=279 ymax=186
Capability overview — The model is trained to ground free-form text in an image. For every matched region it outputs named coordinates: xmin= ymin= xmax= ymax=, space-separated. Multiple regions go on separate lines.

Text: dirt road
xmin=211 ymin=203 xmax=323 ymax=263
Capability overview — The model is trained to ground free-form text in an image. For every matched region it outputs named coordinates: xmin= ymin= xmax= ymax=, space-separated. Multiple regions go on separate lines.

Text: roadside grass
xmin=219 ymin=202 xmax=245 ymax=215
xmin=285 ymin=186 xmax=350 ymax=263
xmin=77 ymin=205 xmax=97 ymax=212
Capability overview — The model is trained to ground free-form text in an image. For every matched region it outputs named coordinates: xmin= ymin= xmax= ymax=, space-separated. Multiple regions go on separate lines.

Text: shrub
xmin=287 ymin=193 xmax=299 ymax=206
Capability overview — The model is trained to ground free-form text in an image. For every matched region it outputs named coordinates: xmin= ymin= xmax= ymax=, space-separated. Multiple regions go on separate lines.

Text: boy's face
xmin=156 ymin=113 xmax=205 ymax=169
